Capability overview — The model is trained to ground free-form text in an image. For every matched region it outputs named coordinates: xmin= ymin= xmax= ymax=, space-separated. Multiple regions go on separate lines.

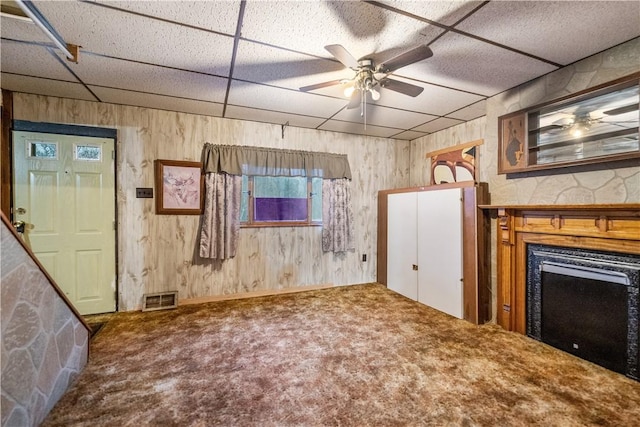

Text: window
xmin=241 ymin=175 xmax=322 ymax=226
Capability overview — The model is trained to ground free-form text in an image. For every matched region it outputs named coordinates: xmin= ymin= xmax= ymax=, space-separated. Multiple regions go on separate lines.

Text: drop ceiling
xmin=1 ymin=1 xmax=639 ymax=140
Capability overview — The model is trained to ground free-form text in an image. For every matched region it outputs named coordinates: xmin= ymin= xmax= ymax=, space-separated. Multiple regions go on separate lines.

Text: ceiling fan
xmin=299 ymin=44 xmax=433 ymax=109
xmin=533 ymin=103 xmax=639 ymax=137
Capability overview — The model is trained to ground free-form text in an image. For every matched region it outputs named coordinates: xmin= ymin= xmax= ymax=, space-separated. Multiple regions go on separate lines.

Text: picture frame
xmin=497 ymin=111 xmax=527 ymax=174
xmin=154 ymin=159 xmax=204 ymax=215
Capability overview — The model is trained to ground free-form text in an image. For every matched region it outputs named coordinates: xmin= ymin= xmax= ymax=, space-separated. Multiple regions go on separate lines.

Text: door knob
xmin=13 ymin=220 xmax=25 ymax=234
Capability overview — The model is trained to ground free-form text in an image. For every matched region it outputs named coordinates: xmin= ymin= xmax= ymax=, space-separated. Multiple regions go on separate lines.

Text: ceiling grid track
xmin=222 ymin=0 xmax=247 ymax=118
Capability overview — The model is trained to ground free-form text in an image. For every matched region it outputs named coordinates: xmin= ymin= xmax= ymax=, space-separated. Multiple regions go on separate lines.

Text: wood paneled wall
xmin=12 ymin=95 xmax=411 ymax=310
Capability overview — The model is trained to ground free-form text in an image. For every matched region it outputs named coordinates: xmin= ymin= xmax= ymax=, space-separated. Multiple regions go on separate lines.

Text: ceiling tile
xmin=399 ymin=32 xmax=558 ymax=96
xmin=390 ymin=130 xmax=429 ymax=141
xmin=1 ymin=73 xmax=97 ymax=101
xmin=90 ymin=86 xmax=224 ymax=117
xmin=379 ymin=1 xmax=485 ymax=26
xmin=455 ymin=1 xmax=640 ymax=66
xmin=225 ymin=106 xmax=327 ymax=129
xmin=67 ymin=53 xmax=228 ymax=103
xmin=227 ymin=81 xmax=346 ymax=118
xmin=319 ymin=120 xmax=401 ymax=138
xmin=413 ymin=117 xmax=464 ymax=133
xmin=447 ymin=100 xmax=486 ymax=121
xmin=94 ymin=0 xmax=241 ymax=35
xmin=241 ymin=1 xmax=444 ymax=60
xmin=332 ymin=103 xmax=437 ymax=129
xmin=233 ymin=40 xmax=346 ymax=90
xmin=373 ymin=77 xmax=485 ymax=115
xmin=0 ymin=15 xmax=50 ymax=43
xmin=36 ymin=1 xmax=235 ymax=76
xmin=0 ymin=41 xmax=76 ymax=81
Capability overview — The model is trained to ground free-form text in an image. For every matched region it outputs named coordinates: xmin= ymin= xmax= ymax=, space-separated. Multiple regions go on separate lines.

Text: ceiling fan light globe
xmin=370 ymin=88 xmax=381 ymax=101
xmin=344 ymin=86 xmax=356 ymax=98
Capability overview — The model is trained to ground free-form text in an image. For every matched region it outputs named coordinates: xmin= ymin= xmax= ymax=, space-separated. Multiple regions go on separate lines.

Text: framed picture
xmin=154 ymin=159 xmax=204 ymax=215
xmin=426 ymin=139 xmax=482 ymax=185
xmin=498 ymin=111 xmax=527 ymax=174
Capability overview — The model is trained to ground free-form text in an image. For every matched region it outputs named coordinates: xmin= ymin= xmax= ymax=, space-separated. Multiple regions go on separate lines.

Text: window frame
xmin=241 ymin=175 xmax=322 ymax=228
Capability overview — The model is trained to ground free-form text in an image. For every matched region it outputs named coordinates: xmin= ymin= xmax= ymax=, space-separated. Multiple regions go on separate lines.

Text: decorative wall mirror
xmin=498 ymin=74 xmax=639 ymax=174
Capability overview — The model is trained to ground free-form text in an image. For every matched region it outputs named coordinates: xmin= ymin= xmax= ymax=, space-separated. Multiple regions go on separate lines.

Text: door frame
xmin=11 ymin=119 xmax=119 ymax=312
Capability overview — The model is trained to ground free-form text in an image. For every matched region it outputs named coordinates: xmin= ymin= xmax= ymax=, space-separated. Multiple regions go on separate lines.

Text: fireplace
xmin=483 ymin=203 xmax=640 ymax=378
xmin=526 ymin=244 xmax=640 ymax=379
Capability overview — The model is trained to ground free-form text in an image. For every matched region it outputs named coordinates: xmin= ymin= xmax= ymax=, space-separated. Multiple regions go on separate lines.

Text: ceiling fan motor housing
xmin=356 ymin=59 xmax=376 ymax=90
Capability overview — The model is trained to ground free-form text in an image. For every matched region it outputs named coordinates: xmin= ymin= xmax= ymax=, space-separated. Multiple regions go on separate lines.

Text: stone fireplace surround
xmin=483 ymin=204 xmax=640 ymax=376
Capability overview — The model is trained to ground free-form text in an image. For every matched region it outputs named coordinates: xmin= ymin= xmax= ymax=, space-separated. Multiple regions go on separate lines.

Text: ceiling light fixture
xmin=569 ymin=118 xmax=592 ymax=138
xmin=343 ymin=85 xmax=356 ymax=98
xmin=14 ymin=0 xmax=80 ymax=63
xmin=342 ymin=59 xmax=384 ymax=129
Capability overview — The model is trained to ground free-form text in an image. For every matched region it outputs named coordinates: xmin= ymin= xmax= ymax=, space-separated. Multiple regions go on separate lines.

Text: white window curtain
xmin=199 ymin=173 xmax=242 ymax=260
xmin=322 ymin=178 xmax=355 ymax=253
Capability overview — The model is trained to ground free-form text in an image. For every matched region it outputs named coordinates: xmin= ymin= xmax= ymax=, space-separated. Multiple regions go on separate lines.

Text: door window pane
xmin=75 ymin=144 xmax=102 ymax=161
xmin=28 ymin=141 xmax=57 ymax=159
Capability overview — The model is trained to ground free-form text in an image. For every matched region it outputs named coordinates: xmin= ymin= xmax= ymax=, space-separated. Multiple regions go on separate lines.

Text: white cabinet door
xmin=417 ymin=188 xmax=463 ymax=319
xmin=387 ymin=192 xmax=418 ymax=300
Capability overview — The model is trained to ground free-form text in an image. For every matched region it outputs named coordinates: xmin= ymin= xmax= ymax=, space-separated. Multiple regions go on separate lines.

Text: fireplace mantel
xmin=480 ymin=204 xmax=640 ymax=333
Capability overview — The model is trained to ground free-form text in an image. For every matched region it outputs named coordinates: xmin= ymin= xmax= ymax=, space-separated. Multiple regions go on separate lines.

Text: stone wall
xmin=1 ymin=216 xmax=90 ymax=426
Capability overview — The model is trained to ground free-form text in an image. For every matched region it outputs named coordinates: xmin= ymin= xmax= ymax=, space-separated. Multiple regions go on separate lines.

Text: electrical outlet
xmin=362 ymin=254 xmax=367 ymax=262
xmin=136 ymin=188 xmax=153 ymax=198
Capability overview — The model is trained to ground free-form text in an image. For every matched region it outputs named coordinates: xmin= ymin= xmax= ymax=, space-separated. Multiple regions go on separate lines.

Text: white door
xmin=387 ymin=192 xmax=418 ymax=300
xmin=13 ymin=131 xmax=116 ymax=315
xmin=417 ymin=188 xmax=463 ymax=319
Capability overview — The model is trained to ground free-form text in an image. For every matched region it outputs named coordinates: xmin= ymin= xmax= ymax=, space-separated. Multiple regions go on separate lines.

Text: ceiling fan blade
xmin=380 ymin=78 xmax=424 ymax=97
xmin=299 ymin=79 xmax=343 ymax=92
xmin=603 ymin=103 xmax=639 ymax=116
xmin=346 ymin=91 xmax=361 ymax=109
xmin=530 ymin=124 xmax=565 ymax=133
xmin=376 ymin=45 xmax=433 ymax=74
xmin=552 ymin=117 xmax=574 ymax=126
xmin=325 ymin=44 xmax=359 ymax=69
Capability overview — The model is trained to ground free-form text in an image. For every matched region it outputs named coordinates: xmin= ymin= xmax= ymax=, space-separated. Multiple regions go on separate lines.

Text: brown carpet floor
xmin=44 ymin=284 xmax=640 ymax=426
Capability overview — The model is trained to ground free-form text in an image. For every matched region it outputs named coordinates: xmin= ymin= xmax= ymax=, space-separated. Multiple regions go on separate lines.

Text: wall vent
xmin=142 ymin=291 xmax=178 ymax=311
